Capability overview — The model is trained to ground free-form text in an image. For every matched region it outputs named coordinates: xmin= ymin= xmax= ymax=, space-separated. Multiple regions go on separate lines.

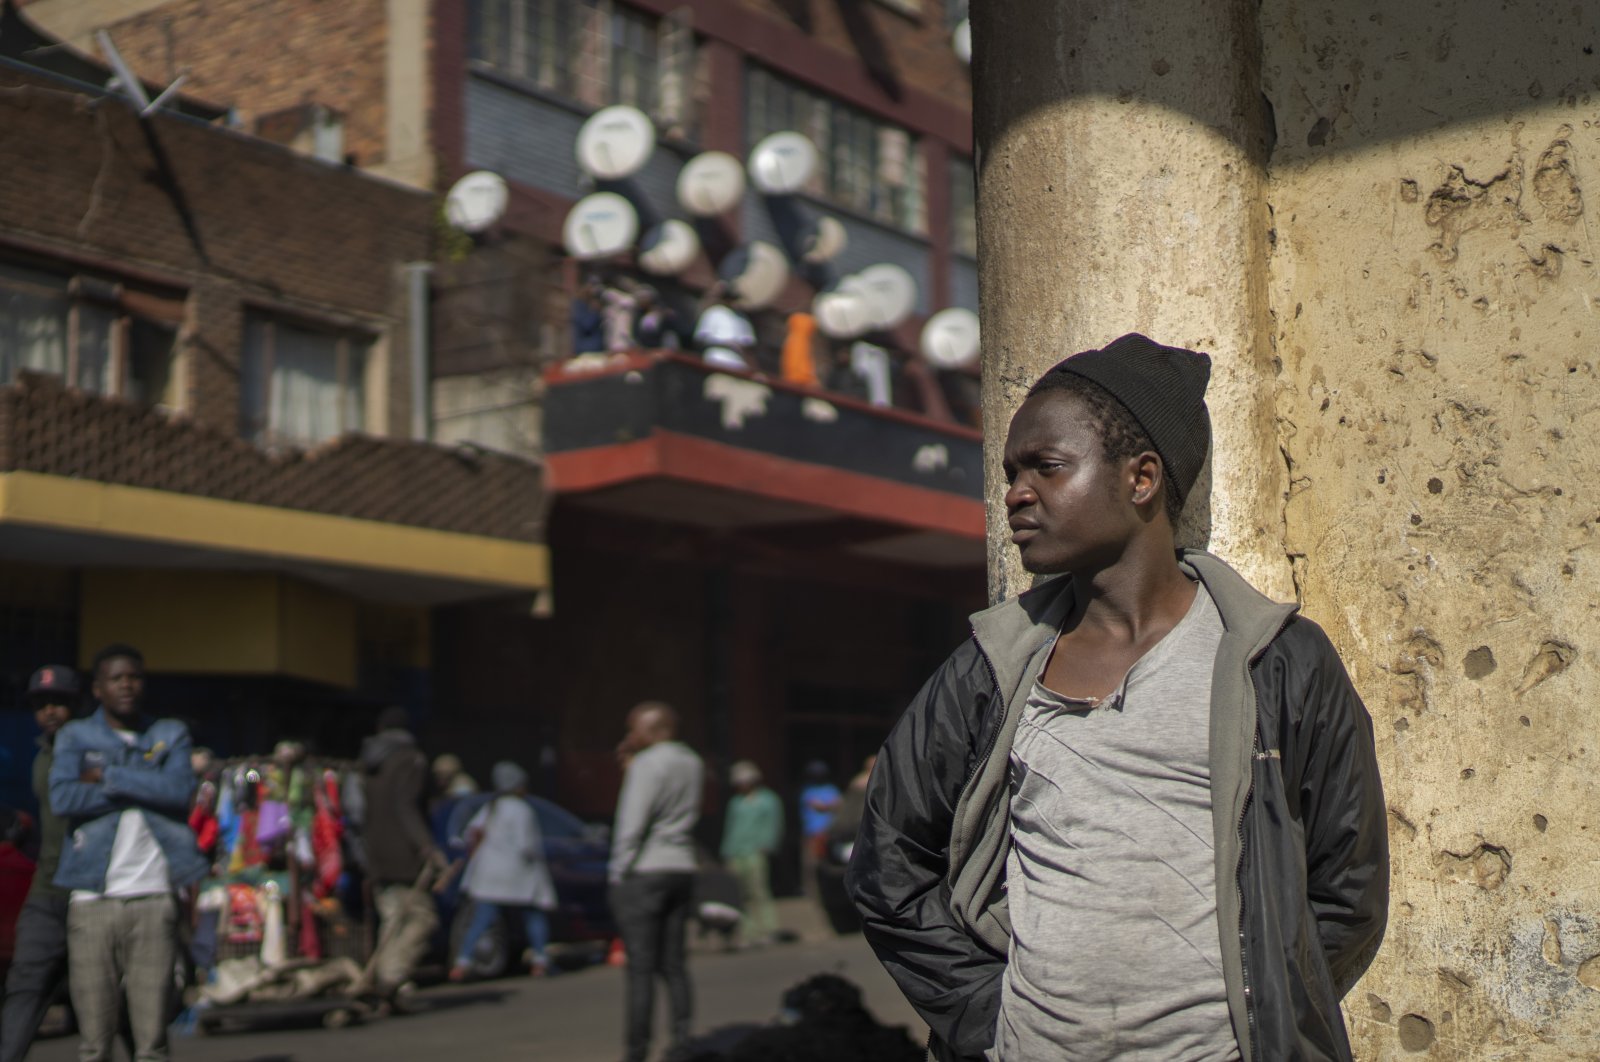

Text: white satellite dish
xmin=953 ymin=19 xmax=972 ymax=65
xmin=576 ymin=105 xmax=656 ymax=180
xmin=851 ymin=264 xmax=919 ymax=330
xmin=748 ymin=132 xmax=819 ymax=196
xmin=920 ymin=307 xmax=981 ymax=368
xmin=813 ymin=289 xmax=873 ymax=340
xmin=721 ymin=241 xmax=789 ymax=310
xmin=677 ymin=152 xmax=746 ymax=216
xmin=444 ymin=171 xmax=509 ymax=234
xmin=563 ymin=192 xmax=640 ymax=260
xmin=800 ymin=216 xmax=849 ymax=264
xmin=638 ymin=219 xmax=701 ymax=275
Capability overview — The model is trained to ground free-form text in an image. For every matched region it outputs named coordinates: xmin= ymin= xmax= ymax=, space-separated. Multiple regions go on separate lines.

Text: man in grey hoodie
xmin=608 ymin=701 xmax=703 ymax=1062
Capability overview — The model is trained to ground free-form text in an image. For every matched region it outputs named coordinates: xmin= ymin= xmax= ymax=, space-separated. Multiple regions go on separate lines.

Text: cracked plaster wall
xmin=1264 ymin=0 xmax=1600 ymax=1056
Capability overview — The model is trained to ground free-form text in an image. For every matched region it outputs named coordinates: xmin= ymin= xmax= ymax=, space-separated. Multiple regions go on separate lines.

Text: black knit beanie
xmin=1037 ymin=333 xmax=1212 ymax=504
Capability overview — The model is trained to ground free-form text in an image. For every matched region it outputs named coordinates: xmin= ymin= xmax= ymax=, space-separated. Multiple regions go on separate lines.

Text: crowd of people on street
xmin=568 ymin=272 xmax=977 ymax=425
xmin=0 ymin=649 xmax=865 ymax=1062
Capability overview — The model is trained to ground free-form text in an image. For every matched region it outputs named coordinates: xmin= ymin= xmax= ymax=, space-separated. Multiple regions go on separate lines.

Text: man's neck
xmin=102 ymin=708 xmax=143 ymax=732
xmin=1066 ymin=537 xmax=1192 ymax=644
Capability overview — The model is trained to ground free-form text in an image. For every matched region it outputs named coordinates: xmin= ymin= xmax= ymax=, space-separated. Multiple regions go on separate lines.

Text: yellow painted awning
xmin=0 ymin=471 xmax=548 ymax=602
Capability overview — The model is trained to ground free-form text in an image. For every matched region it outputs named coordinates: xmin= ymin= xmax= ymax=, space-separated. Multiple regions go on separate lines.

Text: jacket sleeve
xmin=846 ymin=641 xmax=1006 ymax=1061
xmin=101 ymin=723 xmax=196 ymax=817
xmin=1290 ymin=620 xmax=1390 ymax=996
xmin=49 ymin=723 xmax=117 ymax=819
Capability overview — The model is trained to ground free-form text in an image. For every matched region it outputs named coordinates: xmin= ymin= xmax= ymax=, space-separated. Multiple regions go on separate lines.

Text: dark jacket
xmin=845 ymin=551 xmax=1388 ymax=1062
xmin=359 ymin=729 xmax=434 ymax=885
xmin=29 ymin=734 xmax=66 ymax=899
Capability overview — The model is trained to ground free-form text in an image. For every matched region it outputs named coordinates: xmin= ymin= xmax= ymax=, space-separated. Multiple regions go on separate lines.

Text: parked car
xmin=430 ymin=794 xmax=612 ymax=978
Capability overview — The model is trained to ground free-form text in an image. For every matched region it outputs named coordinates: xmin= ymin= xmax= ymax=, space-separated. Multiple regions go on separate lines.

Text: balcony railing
xmin=0 ymin=373 xmax=544 ymax=543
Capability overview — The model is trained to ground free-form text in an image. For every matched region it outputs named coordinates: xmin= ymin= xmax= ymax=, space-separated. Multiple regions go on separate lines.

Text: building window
xmin=951 ymin=155 xmax=976 ymax=256
xmin=746 ymin=66 xmax=927 ymax=235
xmin=470 ymin=0 xmax=698 ymax=139
xmin=241 ymin=314 xmax=368 ymax=449
xmin=0 ymin=262 xmax=180 ymax=405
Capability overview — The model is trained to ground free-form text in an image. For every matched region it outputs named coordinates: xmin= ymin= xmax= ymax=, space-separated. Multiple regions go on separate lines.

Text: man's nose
xmin=1005 ymin=478 xmax=1035 ymax=511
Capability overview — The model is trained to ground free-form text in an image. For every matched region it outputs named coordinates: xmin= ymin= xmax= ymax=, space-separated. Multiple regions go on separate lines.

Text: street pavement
xmin=28 ymin=901 xmax=926 ymax=1062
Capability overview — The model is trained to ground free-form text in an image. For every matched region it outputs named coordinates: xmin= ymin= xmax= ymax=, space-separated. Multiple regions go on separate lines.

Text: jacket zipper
xmin=1236 ymin=611 xmax=1296 ymax=1062
xmin=1236 ymin=730 xmax=1258 ymax=1062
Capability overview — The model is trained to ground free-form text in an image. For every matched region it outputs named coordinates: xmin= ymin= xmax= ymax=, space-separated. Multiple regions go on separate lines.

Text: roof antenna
xmin=96 ymin=29 xmax=185 ymax=116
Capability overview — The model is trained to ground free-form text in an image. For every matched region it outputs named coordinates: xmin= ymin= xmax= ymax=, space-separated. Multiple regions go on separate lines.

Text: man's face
xmin=93 ymin=656 xmax=145 ymax=721
xmin=1002 ymin=391 xmax=1142 ymax=575
xmin=33 ymin=700 xmax=70 ymax=737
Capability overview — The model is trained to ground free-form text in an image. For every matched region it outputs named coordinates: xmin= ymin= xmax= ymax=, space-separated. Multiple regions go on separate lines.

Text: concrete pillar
xmin=971 ymin=0 xmax=1292 ymax=603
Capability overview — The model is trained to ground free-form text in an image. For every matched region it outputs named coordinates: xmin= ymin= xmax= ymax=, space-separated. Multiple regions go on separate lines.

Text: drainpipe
xmin=405 ymin=261 xmax=432 ymax=441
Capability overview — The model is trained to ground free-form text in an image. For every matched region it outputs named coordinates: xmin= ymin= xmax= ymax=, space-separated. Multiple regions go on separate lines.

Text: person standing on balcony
xmin=847 ymin=335 xmax=1387 ymax=1061
xmin=609 ymin=702 xmax=703 ymax=1062
xmin=571 ymin=274 xmax=607 ymax=357
xmin=632 ymin=286 xmax=680 ymax=351
xmin=50 ymin=645 xmax=206 ymax=1062
xmin=694 ymin=283 xmax=756 ymax=371
xmin=719 ymin=761 xmax=782 ymax=948
xmin=359 ymin=706 xmax=444 ymax=1008
xmin=0 ymin=665 xmax=78 ymax=1062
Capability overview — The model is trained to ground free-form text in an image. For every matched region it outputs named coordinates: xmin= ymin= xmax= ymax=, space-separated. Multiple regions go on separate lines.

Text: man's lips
xmin=1009 ymin=518 xmax=1039 ymax=543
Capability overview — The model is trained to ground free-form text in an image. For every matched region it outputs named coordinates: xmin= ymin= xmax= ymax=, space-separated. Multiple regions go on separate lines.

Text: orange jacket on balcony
xmin=781 ymin=312 xmax=821 ymax=387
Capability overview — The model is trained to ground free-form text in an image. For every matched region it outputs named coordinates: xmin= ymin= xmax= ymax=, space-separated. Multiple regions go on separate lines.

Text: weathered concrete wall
xmin=970 ymin=0 xmax=1293 ymax=605
xmin=976 ymin=0 xmax=1600 ymax=1057
xmin=1264 ymin=0 xmax=1600 ymax=1056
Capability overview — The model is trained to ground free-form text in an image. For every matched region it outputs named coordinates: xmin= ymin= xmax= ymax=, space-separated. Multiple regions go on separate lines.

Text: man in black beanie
xmin=848 ymin=334 xmax=1388 ymax=1061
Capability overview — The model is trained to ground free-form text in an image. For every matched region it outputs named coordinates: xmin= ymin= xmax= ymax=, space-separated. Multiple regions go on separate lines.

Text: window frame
xmin=470 ymin=0 xmax=699 ymax=141
xmin=0 ymin=259 xmax=182 ymax=406
xmin=240 ymin=311 xmax=371 ymax=450
xmin=745 ymin=65 xmax=928 ymax=236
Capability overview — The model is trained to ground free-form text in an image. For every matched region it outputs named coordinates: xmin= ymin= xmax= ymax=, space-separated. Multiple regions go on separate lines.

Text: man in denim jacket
xmin=50 ymin=644 xmax=206 ymax=1062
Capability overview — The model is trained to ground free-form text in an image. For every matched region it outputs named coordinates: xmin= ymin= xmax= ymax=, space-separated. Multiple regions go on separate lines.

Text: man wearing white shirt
xmin=50 ymin=645 xmax=205 ymax=1062
xmin=694 ymin=283 xmax=756 ymax=370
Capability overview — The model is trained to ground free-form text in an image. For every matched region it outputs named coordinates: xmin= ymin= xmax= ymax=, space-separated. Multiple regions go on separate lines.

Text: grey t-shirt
xmin=990 ymin=584 xmax=1240 ymax=1061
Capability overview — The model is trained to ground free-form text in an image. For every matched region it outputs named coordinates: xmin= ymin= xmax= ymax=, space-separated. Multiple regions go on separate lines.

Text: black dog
xmin=668 ymin=973 xmax=923 ymax=1062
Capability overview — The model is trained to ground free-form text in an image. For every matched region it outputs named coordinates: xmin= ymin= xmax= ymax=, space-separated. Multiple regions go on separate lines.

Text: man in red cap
xmin=0 ymin=665 xmax=79 ymax=1062
xmin=848 ymin=335 xmax=1388 ymax=1061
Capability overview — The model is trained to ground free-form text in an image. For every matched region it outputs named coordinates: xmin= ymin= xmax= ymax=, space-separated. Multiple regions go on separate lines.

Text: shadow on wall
xmin=970 ymin=0 xmax=1596 ymax=172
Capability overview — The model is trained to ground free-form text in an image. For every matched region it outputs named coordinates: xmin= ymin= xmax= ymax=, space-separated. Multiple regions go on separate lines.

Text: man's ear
xmin=1131 ymin=452 xmax=1165 ymax=509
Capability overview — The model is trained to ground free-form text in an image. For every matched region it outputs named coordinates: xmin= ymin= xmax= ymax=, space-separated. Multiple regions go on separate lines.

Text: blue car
xmin=431 ymin=794 xmax=613 ymax=977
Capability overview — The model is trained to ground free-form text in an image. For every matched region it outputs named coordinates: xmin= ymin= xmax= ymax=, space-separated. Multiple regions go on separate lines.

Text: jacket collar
xmin=87 ymin=706 xmax=151 ymax=737
xmin=969 ymin=548 xmax=1297 ymax=702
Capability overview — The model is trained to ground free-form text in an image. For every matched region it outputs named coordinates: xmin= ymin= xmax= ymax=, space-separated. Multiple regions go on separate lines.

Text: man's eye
xmin=1037 ymin=462 xmax=1063 ymax=473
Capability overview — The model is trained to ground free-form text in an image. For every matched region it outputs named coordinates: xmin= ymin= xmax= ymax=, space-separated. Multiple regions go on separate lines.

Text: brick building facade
xmin=6 ymin=1 xmax=983 ymax=862
xmin=0 ymin=27 xmax=548 ymax=808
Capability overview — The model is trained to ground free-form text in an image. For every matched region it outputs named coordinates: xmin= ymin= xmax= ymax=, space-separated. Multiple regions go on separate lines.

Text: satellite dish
xmin=576 ymin=105 xmax=656 ymax=180
xmin=677 ymin=152 xmax=746 ymax=216
xmin=638 ymin=219 xmax=701 ymax=275
xmin=444 ymin=171 xmax=509 ymax=234
xmin=813 ymin=289 xmax=873 ymax=340
xmin=719 ymin=241 xmax=789 ymax=310
xmin=953 ymin=19 xmax=972 ymax=65
xmin=563 ymin=192 xmax=640 ymax=260
xmin=920 ymin=308 xmax=981 ymax=368
xmin=800 ymin=215 xmax=849 ymax=264
xmin=851 ymin=264 xmax=919 ymax=330
xmin=748 ymin=132 xmax=819 ymax=196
